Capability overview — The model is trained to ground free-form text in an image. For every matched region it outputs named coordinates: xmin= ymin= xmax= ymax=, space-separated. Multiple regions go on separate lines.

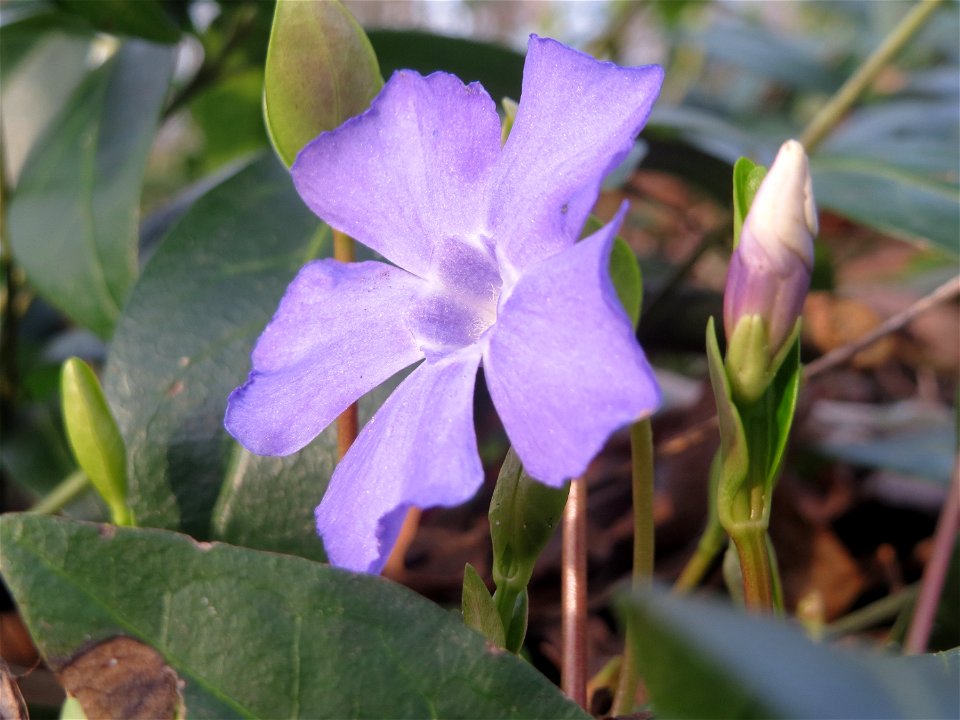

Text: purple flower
xmin=225 ymin=36 xmax=663 ymax=574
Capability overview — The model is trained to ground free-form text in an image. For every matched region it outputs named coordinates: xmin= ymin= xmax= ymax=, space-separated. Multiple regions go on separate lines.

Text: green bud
xmin=489 ymin=447 xmax=569 ymax=592
xmin=60 ymin=357 xmax=133 ymax=526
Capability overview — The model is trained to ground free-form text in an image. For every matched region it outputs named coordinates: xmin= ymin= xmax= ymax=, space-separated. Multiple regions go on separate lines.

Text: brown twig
xmin=561 ymin=477 xmax=588 ymax=708
xmin=803 ymin=275 xmax=960 ymax=379
xmin=903 ymin=453 xmax=959 ymax=654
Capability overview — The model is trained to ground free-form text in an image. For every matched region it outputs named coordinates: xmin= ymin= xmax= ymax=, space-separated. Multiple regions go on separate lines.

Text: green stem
xmin=731 ymin=526 xmax=774 ymax=612
xmin=825 ymin=584 xmax=919 ymax=638
xmin=611 ymin=419 xmax=655 ymax=716
xmin=674 ymin=519 xmax=726 ymax=593
xmin=800 ymin=0 xmax=944 ymax=152
xmin=28 ymin=471 xmax=90 ymax=515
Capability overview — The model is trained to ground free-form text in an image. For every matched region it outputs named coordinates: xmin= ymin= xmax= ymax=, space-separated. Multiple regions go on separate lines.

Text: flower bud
xmin=724 ymin=140 xmax=817 ymax=403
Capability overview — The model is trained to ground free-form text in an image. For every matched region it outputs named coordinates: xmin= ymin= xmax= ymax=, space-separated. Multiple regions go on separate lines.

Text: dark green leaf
xmin=620 ymin=587 xmax=959 ymax=719
xmin=811 ymin=157 xmax=959 ymax=255
xmin=0 ymin=514 xmax=588 ymax=719
xmin=461 ymin=563 xmax=506 ymax=649
xmin=609 ymin=237 xmax=643 ymax=329
xmin=8 ymin=41 xmax=175 ymax=338
xmin=189 ymin=69 xmax=267 ymax=172
xmin=102 ymin=155 xmax=330 ymax=538
xmin=263 ymin=0 xmax=381 ymax=167
xmin=731 ymin=156 xmax=767 ymax=248
xmin=56 ymin=0 xmax=180 ymax=43
xmin=369 ymin=29 xmax=524 ymax=106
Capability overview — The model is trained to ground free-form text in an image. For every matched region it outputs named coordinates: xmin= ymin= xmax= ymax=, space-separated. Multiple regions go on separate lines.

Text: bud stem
xmin=730 ymin=525 xmax=774 ymax=612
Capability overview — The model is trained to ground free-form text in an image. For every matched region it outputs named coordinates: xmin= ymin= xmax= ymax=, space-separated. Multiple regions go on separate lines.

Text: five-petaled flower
xmin=225 ymin=36 xmax=664 ymax=574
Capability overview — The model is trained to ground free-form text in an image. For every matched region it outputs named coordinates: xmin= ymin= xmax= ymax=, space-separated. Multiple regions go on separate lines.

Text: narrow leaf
xmin=462 ymin=563 xmax=506 ymax=649
xmin=1 ymin=514 xmax=589 ymax=719
xmin=731 ymin=156 xmax=767 ymax=248
xmin=609 ymin=237 xmax=644 ymax=328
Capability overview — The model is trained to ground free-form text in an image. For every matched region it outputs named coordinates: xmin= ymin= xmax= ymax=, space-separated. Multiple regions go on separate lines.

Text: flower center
xmin=405 ymin=237 xmax=502 ymax=356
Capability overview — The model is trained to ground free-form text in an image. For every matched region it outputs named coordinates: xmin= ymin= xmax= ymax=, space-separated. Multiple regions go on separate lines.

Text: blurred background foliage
xmin=1 ymin=0 xmax=957 ymax=714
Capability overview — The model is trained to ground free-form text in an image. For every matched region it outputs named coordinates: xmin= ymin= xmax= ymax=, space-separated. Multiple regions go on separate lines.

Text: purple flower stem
xmin=561 ymin=476 xmax=588 ymax=708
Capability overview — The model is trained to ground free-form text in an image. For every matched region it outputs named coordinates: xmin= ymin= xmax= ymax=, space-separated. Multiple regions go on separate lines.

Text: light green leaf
xmin=731 ymin=156 xmax=767 ymax=248
xmin=263 ymin=0 xmax=381 ymax=167
xmin=609 ymin=237 xmax=644 ymax=329
xmin=621 ymin=587 xmax=959 ymax=719
xmin=0 ymin=514 xmax=589 ymax=719
xmin=60 ymin=358 xmax=130 ymax=525
xmin=8 ymin=41 xmax=175 ymax=338
xmin=102 ymin=155 xmax=330 ymax=538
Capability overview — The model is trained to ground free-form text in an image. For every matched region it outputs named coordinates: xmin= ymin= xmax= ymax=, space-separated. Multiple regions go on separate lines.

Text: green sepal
xmin=462 ymin=563 xmax=506 ymax=649
xmin=263 ymin=0 xmax=382 ymax=167
xmin=489 ymin=448 xmax=569 ymax=592
xmin=60 ymin=358 xmax=132 ymax=526
xmin=705 ymin=318 xmax=749 ymax=530
xmin=732 ymin=156 xmax=768 ymax=248
xmin=502 ymin=588 xmax=529 ymax=655
xmin=725 ymin=315 xmax=772 ymax=405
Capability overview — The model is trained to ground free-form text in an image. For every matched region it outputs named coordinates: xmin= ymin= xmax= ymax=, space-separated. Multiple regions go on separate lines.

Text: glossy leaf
xmin=369 ymin=29 xmax=524 ymax=106
xmin=461 ymin=563 xmax=506 ymax=649
xmin=57 ymin=0 xmax=180 ymax=43
xmin=60 ymin=358 xmax=130 ymax=525
xmin=0 ymin=514 xmax=588 ymax=719
xmin=621 ymin=587 xmax=959 ymax=719
xmin=811 ymin=157 xmax=959 ymax=255
xmin=102 ymin=155 xmax=331 ymax=538
xmin=263 ymin=0 xmax=382 ymax=167
xmin=8 ymin=41 xmax=175 ymax=338
xmin=731 ymin=156 xmax=767 ymax=248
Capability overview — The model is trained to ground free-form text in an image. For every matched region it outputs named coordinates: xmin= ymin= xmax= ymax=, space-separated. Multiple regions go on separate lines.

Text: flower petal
xmin=315 ymin=348 xmax=483 ymax=573
xmin=483 ymin=204 xmax=661 ymax=486
xmin=490 ymin=36 xmax=664 ymax=276
xmin=292 ymin=70 xmax=502 ymax=279
xmin=225 ymin=259 xmax=424 ymax=456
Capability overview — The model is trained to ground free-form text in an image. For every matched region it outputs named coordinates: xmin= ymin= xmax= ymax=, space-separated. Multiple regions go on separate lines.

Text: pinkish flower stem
xmin=731 ymin=525 xmax=774 ymax=612
xmin=904 ymin=455 xmax=960 ymax=654
xmin=333 ymin=228 xmax=359 ymax=461
xmin=561 ymin=476 xmax=588 ymax=708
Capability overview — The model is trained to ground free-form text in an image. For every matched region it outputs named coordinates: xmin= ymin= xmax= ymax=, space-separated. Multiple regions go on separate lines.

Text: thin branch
xmin=800 ymin=0 xmax=945 ymax=152
xmin=804 ymin=275 xmax=960 ymax=379
xmin=561 ymin=477 xmax=588 ymax=708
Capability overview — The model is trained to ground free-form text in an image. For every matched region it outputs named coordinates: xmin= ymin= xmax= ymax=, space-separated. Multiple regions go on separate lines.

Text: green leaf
xmin=731 ymin=156 xmax=767 ymax=248
xmin=0 ymin=514 xmax=589 ymax=719
xmin=8 ymin=41 xmax=175 ymax=338
xmin=57 ymin=0 xmax=180 ymax=43
xmin=1 ymin=14 xmax=92 ymax=185
xmin=263 ymin=0 xmax=382 ymax=167
xmin=609 ymin=237 xmax=643 ymax=329
xmin=102 ymin=155 xmax=331 ymax=539
xmin=60 ymin=358 xmax=130 ymax=526
xmin=811 ymin=157 xmax=960 ymax=255
xmin=369 ymin=29 xmax=524 ymax=105
xmin=620 ymin=587 xmax=959 ymax=719
xmin=189 ymin=69 xmax=267 ymax=172
xmin=461 ymin=563 xmax=506 ymax=649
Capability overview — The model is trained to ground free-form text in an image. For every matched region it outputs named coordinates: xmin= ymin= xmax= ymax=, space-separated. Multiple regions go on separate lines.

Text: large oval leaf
xmin=0 ymin=514 xmax=588 ymax=719
xmin=8 ymin=40 xmax=175 ymax=337
xmin=102 ymin=155 xmax=330 ymax=538
xmin=263 ymin=0 xmax=382 ymax=167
